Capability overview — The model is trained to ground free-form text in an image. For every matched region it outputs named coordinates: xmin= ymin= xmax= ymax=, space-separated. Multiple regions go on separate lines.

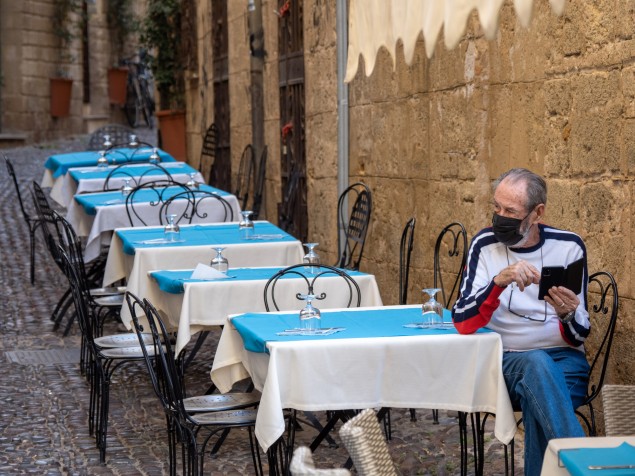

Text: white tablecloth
xmin=66 ymin=190 xmax=241 ymax=262
xmin=210 ymin=304 xmax=517 ymax=452
xmin=541 ymin=436 xmax=635 ymax=476
xmin=49 ymin=162 xmax=204 ymax=208
xmin=106 ymin=223 xmax=305 ymax=326
xmin=150 ymin=268 xmax=383 ymax=355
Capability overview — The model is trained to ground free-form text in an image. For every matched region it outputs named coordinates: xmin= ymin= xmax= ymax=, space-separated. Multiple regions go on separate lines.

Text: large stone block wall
xmin=346 ymin=1 xmax=635 ymax=385
xmin=0 ymin=0 xmax=125 ymax=142
xmin=188 ymin=0 xmax=634 ymax=387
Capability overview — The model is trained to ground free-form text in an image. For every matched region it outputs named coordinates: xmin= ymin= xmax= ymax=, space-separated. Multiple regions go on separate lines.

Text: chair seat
xmin=184 ymin=392 xmax=261 ymax=413
xmin=90 ymin=286 xmax=126 ymax=297
xmin=98 ymin=345 xmax=158 ymax=359
xmin=191 ymin=409 xmax=258 ymax=426
xmin=95 ymin=333 xmax=153 ymax=348
xmin=93 ymin=294 xmax=125 ymax=307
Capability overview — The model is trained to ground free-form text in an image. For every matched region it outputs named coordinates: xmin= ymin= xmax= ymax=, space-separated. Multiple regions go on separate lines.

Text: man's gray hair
xmin=493 ymin=168 xmax=547 ymax=211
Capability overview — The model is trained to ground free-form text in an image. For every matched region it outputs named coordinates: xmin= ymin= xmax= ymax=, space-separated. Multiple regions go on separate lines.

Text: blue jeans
xmin=502 ymin=347 xmax=590 ymax=476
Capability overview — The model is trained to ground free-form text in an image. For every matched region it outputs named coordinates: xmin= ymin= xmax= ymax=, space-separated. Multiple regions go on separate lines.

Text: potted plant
xmin=106 ymin=0 xmax=136 ymax=105
xmin=51 ymin=0 xmax=79 ymax=117
xmin=141 ymin=0 xmax=187 ymax=160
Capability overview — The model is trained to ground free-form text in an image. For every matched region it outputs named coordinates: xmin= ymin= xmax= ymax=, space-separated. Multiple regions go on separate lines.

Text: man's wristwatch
xmin=559 ymin=311 xmax=575 ymax=324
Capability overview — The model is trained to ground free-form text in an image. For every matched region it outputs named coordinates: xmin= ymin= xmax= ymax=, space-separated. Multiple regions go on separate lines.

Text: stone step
xmin=0 ymin=132 xmax=28 ymax=149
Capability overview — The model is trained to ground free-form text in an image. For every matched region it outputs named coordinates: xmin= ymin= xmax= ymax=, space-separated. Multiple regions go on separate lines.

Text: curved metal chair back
xmin=576 ymin=270 xmax=619 ymax=435
xmin=124 ymin=180 xmax=187 ymax=226
xmin=252 ymin=145 xmax=268 ymax=220
xmin=399 ymin=218 xmax=416 ymax=305
xmin=337 ymin=182 xmax=372 ymax=271
xmin=87 ymin=124 xmax=134 ymax=150
xmin=264 ymin=264 xmax=362 ymax=312
xmin=234 ymin=144 xmax=256 ymax=210
xmin=5 ymin=156 xmax=41 ymax=284
xmin=200 ymin=122 xmax=218 ymax=181
xmin=103 ymin=163 xmax=175 ymax=191
xmin=159 ymin=189 xmax=234 ymax=225
xmin=433 ymin=222 xmax=468 ymax=308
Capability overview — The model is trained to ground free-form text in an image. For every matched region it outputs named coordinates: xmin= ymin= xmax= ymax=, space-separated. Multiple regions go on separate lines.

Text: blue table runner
xmin=150 ymin=267 xmax=367 ymax=294
xmin=69 ymin=162 xmax=197 ymax=182
xmin=45 ymin=148 xmax=176 ymax=178
xmin=232 ymin=307 xmax=477 ymax=353
xmin=73 ymin=184 xmax=230 ymax=216
xmin=117 ymin=222 xmax=297 ymax=255
xmin=559 ymin=442 xmax=635 ymax=476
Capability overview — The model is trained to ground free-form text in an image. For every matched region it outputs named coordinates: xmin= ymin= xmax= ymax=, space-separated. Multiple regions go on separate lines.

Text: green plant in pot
xmin=106 ymin=0 xmax=138 ymax=105
xmin=141 ymin=0 xmax=185 ymax=112
xmin=141 ymin=0 xmax=187 ymax=160
xmin=51 ymin=0 xmax=80 ymax=117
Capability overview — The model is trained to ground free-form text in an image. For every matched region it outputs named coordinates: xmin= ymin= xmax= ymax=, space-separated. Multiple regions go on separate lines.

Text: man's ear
xmin=534 ymin=203 xmax=546 ymax=222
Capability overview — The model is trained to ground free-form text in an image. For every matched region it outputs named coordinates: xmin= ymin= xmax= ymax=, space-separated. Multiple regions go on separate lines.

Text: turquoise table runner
xmin=73 ymin=184 xmax=230 ymax=216
xmin=45 ymin=147 xmax=176 ymax=178
xmin=559 ymin=442 xmax=635 ymax=476
xmin=232 ymin=307 xmax=480 ymax=353
xmin=69 ymin=162 xmax=196 ymax=182
xmin=117 ymin=222 xmax=297 ymax=255
xmin=150 ymin=266 xmax=367 ymax=294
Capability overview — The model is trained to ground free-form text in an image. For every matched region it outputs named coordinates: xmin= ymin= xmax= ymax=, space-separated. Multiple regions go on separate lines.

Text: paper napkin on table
xmin=190 ymin=263 xmax=229 ymax=280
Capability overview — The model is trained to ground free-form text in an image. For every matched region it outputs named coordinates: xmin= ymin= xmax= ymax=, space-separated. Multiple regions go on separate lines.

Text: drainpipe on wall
xmin=336 ymin=0 xmax=349 ymax=244
xmin=248 ymin=0 xmax=265 ymax=168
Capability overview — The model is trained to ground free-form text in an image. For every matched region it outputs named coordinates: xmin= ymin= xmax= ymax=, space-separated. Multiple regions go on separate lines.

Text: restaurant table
xmin=541 ymin=436 xmax=635 ymax=476
xmin=66 ymin=184 xmax=241 ymax=262
xmin=148 ymin=266 xmax=383 ymax=355
xmin=105 ymin=221 xmax=305 ymax=325
xmin=49 ymin=162 xmax=204 ymax=208
xmin=41 ymin=147 xmax=176 ymax=187
xmin=210 ymin=304 xmax=517 ymax=453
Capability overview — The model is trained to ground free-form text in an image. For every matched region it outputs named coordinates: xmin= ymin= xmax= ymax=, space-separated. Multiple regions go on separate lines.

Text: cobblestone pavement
xmin=0 ymin=130 xmax=524 ymax=475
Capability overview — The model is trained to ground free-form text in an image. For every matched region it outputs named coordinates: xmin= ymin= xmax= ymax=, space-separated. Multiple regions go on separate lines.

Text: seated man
xmin=452 ymin=168 xmax=590 ymax=476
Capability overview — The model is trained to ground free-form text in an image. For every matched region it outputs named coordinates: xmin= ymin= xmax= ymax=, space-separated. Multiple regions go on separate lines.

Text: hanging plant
xmin=140 ymin=0 xmax=185 ymax=111
xmin=52 ymin=0 xmax=80 ymax=76
xmin=106 ymin=0 xmax=138 ymax=61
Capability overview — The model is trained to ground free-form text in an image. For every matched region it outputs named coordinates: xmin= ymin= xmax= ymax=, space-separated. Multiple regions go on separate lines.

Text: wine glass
xmin=239 ymin=210 xmax=254 ymax=239
xmin=102 ymin=134 xmax=112 ymax=148
xmin=97 ymin=150 xmax=109 ymax=168
xmin=149 ymin=148 xmax=160 ymax=164
xmin=299 ymin=293 xmax=321 ymax=332
xmin=121 ymin=178 xmax=133 ymax=197
xmin=186 ymin=172 xmax=200 ymax=189
xmin=163 ymin=214 xmax=181 ymax=242
xmin=303 ymin=243 xmax=320 ymax=274
xmin=129 ymin=134 xmax=139 ymax=147
xmin=421 ymin=288 xmax=444 ymax=327
xmin=210 ymin=247 xmax=229 ymax=272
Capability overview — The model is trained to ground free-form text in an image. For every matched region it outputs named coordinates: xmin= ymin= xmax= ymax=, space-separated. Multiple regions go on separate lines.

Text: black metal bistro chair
xmin=336 ymin=183 xmax=372 ymax=271
xmin=234 ymin=144 xmax=256 ymax=211
xmin=103 ymin=162 xmax=175 ymax=191
xmin=127 ymin=293 xmax=263 ymax=476
xmin=5 ymin=156 xmax=42 ymax=284
xmin=124 ymin=180 xmax=188 ymax=226
xmin=434 ymin=222 xmax=468 ymax=309
xmin=159 ymin=188 xmax=235 ymax=225
xmin=87 ymin=123 xmax=135 ymax=150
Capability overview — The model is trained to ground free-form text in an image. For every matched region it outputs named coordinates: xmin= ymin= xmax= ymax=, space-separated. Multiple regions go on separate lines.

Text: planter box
xmin=107 ymin=67 xmax=129 ymax=105
xmin=50 ymin=77 xmax=73 ymax=117
xmin=157 ymin=110 xmax=187 ymax=161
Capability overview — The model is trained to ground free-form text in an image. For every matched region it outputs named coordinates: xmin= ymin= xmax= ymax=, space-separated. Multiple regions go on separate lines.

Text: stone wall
xmin=187 ymin=0 xmax=634 ymax=386
xmin=0 ymin=0 xmax=130 ymax=142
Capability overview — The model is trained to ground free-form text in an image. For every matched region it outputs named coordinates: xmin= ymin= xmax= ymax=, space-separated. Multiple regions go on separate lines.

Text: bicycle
xmin=121 ymin=51 xmax=155 ymax=129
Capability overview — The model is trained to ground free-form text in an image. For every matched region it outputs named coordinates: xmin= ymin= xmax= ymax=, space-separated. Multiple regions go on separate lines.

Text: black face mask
xmin=492 ymin=212 xmax=531 ymax=247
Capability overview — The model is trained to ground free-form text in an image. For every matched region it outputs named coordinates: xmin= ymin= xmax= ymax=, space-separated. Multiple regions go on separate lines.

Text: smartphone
xmin=538 ymin=258 xmax=584 ymax=300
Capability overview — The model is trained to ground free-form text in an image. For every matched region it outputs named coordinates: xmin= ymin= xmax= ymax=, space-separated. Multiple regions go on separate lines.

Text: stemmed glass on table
xmin=97 ymin=150 xmax=109 ymax=168
xmin=164 ymin=214 xmax=181 ymax=242
xmin=421 ymin=288 xmax=444 ymax=327
xmin=186 ymin=173 xmax=200 ymax=189
xmin=299 ymin=293 xmax=321 ymax=332
xmin=239 ymin=211 xmax=254 ymax=239
xmin=210 ymin=247 xmax=229 ymax=273
xmin=303 ymin=243 xmax=320 ymax=274
xmin=121 ymin=178 xmax=133 ymax=197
